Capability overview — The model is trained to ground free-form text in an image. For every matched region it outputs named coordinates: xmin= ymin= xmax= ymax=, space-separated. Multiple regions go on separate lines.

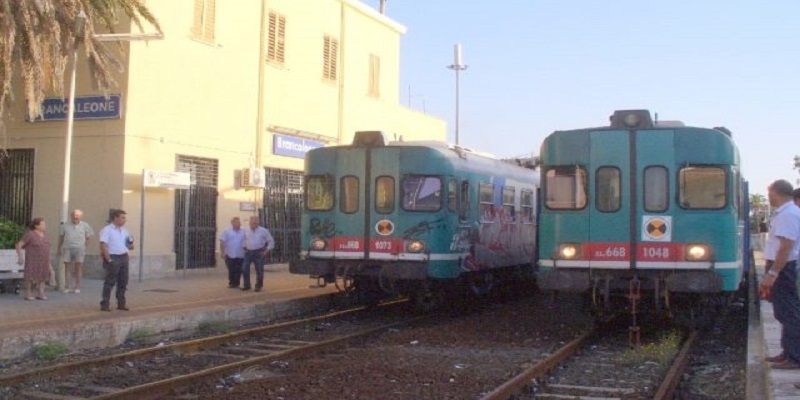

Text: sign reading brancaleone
xmin=32 ymin=94 xmax=122 ymax=121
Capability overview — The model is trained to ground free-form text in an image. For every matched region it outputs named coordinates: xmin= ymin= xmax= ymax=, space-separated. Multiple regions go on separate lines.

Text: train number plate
xmin=638 ymin=243 xmax=680 ymax=261
xmin=584 ymin=243 xmax=630 ymax=261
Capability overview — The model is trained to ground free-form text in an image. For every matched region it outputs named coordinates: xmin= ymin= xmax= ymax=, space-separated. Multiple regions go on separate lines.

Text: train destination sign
xmin=33 ymin=94 xmax=122 ymax=121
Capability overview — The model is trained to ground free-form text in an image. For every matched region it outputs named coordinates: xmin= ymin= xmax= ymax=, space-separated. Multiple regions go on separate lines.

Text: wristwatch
xmin=768 ymin=269 xmax=779 ymax=277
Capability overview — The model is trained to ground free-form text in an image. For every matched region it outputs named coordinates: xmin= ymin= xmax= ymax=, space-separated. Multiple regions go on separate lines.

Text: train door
xmin=331 ymin=148 xmax=367 ymax=259
xmin=634 ymin=130 xmax=676 ymax=269
xmin=588 ymin=130 xmax=631 ymax=269
xmin=369 ymin=147 xmax=401 ymax=259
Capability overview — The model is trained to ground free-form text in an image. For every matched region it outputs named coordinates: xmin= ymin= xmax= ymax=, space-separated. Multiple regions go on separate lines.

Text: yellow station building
xmin=1 ymin=0 xmax=445 ymax=278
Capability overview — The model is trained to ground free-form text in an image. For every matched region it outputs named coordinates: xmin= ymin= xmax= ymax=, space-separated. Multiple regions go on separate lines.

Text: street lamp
xmin=61 ymin=10 xmax=87 ymax=226
xmin=447 ymin=44 xmax=467 ymax=145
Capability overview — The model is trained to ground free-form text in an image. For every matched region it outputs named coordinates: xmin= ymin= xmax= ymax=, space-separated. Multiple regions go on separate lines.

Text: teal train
xmin=538 ymin=110 xmax=750 ymax=311
xmin=290 ymin=131 xmax=540 ymax=304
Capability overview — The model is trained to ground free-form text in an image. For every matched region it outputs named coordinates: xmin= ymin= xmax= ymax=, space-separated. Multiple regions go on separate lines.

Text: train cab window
xmin=521 ymin=189 xmax=535 ymax=224
xmin=679 ymin=166 xmax=727 ymax=209
xmin=340 ymin=176 xmax=359 ymax=213
xmin=448 ymin=178 xmax=458 ymax=212
xmin=375 ymin=176 xmax=395 ymax=214
xmin=402 ymin=175 xmax=442 ymax=212
xmin=306 ymin=175 xmax=334 ymax=211
xmin=459 ymin=180 xmax=470 ymax=222
xmin=545 ymin=166 xmax=587 ymax=210
xmin=644 ymin=166 xmax=669 ymax=212
xmin=479 ymin=183 xmax=495 ymax=222
xmin=595 ymin=167 xmax=621 ymax=213
xmin=503 ymin=186 xmax=516 ymax=222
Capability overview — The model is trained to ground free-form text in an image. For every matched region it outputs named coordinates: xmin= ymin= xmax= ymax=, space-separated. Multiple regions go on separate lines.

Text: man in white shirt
xmin=761 ymin=180 xmax=800 ymax=369
xmin=99 ymin=209 xmax=134 ymax=312
xmin=241 ymin=216 xmax=274 ymax=292
xmin=219 ymin=217 xmax=245 ymax=288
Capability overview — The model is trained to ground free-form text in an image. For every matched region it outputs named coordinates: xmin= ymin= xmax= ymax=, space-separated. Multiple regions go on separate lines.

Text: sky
xmin=366 ymin=0 xmax=800 ymax=196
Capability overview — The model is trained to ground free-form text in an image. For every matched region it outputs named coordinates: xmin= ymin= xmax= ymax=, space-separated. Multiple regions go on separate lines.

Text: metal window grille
xmin=175 ymin=155 xmax=219 ymax=269
xmin=262 ymin=167 xmax=303 ymax=263
xmin=0 ymin=149 xmax=34 ymax=226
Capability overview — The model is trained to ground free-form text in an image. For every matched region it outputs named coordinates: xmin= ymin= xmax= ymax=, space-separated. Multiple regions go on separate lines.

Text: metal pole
xmin=183 ymin=188 xmax=190 ymax=277
xmin=138 ymin=170 xmax=145 ymax=282
xmin=455 ymin=68 xmax=460 ymax=146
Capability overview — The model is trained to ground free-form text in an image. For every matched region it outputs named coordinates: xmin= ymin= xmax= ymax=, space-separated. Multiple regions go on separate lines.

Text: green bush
xmin=127 ymin=327 xmax=156 ymax=344
xmin=33 ymin=341 xmax=69 ymax=362
xmin=0 ymin=218 xmax=26 ymax=249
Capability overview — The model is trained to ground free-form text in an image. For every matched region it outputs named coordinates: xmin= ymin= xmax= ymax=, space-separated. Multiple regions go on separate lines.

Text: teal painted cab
xmin=291 ymin=131 xmax=540 ymax=298
xmin=538 ymin=110 xmax=747 ymax=305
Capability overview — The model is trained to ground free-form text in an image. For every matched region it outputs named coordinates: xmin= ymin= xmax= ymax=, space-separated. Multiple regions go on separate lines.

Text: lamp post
xmin=61 ymin=10 xmax=87 ymax=226
xmin=447 ymin=44 xmax=467 ymax=145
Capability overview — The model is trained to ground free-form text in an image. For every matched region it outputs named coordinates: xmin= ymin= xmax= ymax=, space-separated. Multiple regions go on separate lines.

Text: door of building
xmin=175 ymin=155 xmax=218 ymax=269
xmin=262 ymin=167 xmax=303 ymax=263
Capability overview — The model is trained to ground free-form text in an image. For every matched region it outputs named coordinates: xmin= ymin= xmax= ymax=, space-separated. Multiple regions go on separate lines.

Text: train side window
xmin=644 ymin=166 xmax=669 ymax=212
xmin=595 ymin=167 xmax=621 ymax=213
xmin=479 ymin=183 xmax=494 ymax=222
xmin=448 ymin=178 xmax=458 ymax=212
xmin=306 ymin=175 xmax=334 ymax=211
xmin=503 ymin=186 xmax=516 ymax=222
xmin=340 ymin=176 xmax=359 ymax=214
xmin=545 ymin=166 xmax=587 ymax=210
xmin=401 ymin=175 xmax=442 ymax=212
xmin=679 ymin=166 xmax=727 ymax=209
xmin=375 ymin=176 xmax=395 ymax=214
xmin=459 ymin=180 xmax=470 ymax=222
xmin=521 ymin=189 xmax=535 ymax=224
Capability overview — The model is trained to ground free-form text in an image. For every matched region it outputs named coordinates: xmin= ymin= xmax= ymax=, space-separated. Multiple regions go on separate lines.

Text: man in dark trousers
xmin=99 ymin=209 xmax=134 ymax=311
xmin=219 ymin=217 xmax=245 ymax=288
xmin=762 ymin=180 xmax=800 ymax=369
xmin=241 ymin=216 xmax=274 ymax=292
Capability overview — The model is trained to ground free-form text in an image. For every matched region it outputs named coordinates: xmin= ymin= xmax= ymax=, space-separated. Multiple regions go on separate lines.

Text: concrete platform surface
xmin=0 ymin=264 xmax=337 ymax=359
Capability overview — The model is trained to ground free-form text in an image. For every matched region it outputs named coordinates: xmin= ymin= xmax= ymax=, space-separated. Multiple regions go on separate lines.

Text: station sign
xmin=273 ymin=134 xmax=325 ymax=158
xmin=33 ymin=94 xmax=122 ymax=121
xmin=143 ymin=170 xmax=191 ymax=189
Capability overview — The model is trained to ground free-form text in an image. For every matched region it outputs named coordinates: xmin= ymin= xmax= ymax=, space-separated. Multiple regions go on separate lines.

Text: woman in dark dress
xmin=15 ymin=218 xmax=52 ymax=300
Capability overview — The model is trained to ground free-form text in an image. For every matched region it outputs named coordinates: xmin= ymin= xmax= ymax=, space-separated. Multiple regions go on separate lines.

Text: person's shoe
xmin=772 ymin=360 xmax=800 ymax=369
xmin=100 ymin=306 xmax=111 ymax=312
xmin=118 ymin=305 xmax=130 ymax=311
xmin=254 ymin=287 xmax=262 ymax=292
xmin=228 ymin=285 xmax=239 ymax=289
xmin=74 ymin=289 xmax=80 ymax=294
xmin=241 ymin=287 xmax=251 ymax=291
xmin=766 ymin=353 xmax=786 ymax=363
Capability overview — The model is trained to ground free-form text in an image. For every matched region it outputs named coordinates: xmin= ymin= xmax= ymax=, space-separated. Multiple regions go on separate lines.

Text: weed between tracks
xmin=617 ymin=330 xmax=681 ymax=367
xmin=126 ymin=327 xmax=157 ymax=344
xmin=33 ymin=341 xmax=68 ymax=362
xmin=197 ymin=320 xmax=233 ymax=335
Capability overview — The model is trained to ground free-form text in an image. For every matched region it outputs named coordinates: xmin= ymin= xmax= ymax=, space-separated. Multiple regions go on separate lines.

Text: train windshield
xmin=306 ymin=175 xmax=334 ymax=211
xmin=402 ymin=176 xmax=443 ymax=212
xmin=545 ymin=166 xmax=587 ymax=210
xmin=679 ymin=166 xmax=727 ymax=209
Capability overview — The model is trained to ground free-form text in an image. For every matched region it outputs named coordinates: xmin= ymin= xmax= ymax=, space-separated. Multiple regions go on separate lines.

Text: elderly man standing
xmin=58 ymin=209 xmax=94 ymax=294
xmin=762 ymin=180 xmax=800 ymax=369
xmin=241 ymin=216 xmax=274 ymax=292
xmin=219 ymin=217 xmax=245 ymax=288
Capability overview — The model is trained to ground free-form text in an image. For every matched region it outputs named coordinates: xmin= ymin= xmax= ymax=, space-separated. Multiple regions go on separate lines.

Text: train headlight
xmin=623 ymin=113 xmax=640 ymax=128
xmin=557 ymin=243 xmax=580 ymax=260
xmin=311 ymin=238 xmax=327 ymax=251
xmin=407 ymin=240 xmax=426 ymax=253
xmin=685 ymin=244 xmax=711 ymax=261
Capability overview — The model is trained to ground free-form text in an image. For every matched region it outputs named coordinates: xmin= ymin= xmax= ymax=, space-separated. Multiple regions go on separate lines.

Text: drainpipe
xmin=255 ymin=0 xmax=268 ymax=205
xmin=380 ymin=0 xmax=387 ymax=14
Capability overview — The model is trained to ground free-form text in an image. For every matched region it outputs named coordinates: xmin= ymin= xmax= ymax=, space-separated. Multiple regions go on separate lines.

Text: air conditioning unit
xmin=240 ymin=168 xmax=265 ymax=188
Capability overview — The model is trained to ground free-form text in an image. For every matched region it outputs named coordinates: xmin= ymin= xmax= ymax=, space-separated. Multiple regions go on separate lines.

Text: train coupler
xmin=628 ymin=277 xmax=641 ymax=348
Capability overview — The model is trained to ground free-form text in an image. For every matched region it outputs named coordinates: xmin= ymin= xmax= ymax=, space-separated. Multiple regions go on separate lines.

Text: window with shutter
xmin=323 ymin=35 xmax=339 ymax=82
xmin=191 ymin=0 xmax=215 ymax=43
xmin=267 ymin=10 xmax=286 ymax=64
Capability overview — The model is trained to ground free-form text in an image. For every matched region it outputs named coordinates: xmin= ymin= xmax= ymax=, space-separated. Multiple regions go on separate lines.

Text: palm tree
xmin=0 ymin=0 xmax=161 ymax=148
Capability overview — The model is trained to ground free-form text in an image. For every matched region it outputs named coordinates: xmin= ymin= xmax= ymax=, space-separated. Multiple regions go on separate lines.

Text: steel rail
xmin=91 ymin=317 xmax=426 ymax=400
xmin=0 ymin=300 xmax=406 ymax=387
xmin=653 ymin=330 xmax=699 ymax=400
xmin=480 ymin=329 xmax=594 ymax=400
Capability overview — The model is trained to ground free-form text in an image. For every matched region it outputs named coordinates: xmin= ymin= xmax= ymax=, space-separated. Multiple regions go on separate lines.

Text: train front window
xmin=644 ymin=166 xmax=668 ymax=212
xmin=375 ymin=176 xmax=395 ymax=214
xmin=595 ymin=167 xmax=620 ymax=213
xmin=545 ymin=166 xmax=587 ymax=210
xmin=679 ymin=166 xmax=727 ymax=209
xmin=306 ymin=175 xmax=334 ymax=211
xmin=402 ymin=176 xmax=442 ymax=212
xmin=340 ymin=176 xmax=359 ymax=213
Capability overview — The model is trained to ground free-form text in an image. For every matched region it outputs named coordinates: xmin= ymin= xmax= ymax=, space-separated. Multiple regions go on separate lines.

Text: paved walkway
xmin=0 ymin=264 xmax=337 ymax=359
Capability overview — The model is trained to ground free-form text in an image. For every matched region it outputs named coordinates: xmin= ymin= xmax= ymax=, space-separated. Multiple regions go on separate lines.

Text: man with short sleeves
xmin=58 ymin=209 xmax=94 ymax=293
xmin=99 ymin=209 xmax=134 ymax=311
xmin=761 ymin=180 xmax=800 ymax=369
xmin=241 ymin=216 xmax=274 ymax=292
xmin=219 ymin=217 xmax=245 ymax=288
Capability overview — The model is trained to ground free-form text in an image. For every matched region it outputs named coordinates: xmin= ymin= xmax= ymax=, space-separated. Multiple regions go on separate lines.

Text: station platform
xmin=0 ymin=264 xmax=338 ymax=360
xmin=750 ymin=251 xmax=800 ymax=399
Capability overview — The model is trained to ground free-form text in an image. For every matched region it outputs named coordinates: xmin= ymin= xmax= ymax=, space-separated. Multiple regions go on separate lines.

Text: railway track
xmin=482 ymin=323 xmax=698 ymax=400
xmin=0 ymin=300 xmax=419 ymax=400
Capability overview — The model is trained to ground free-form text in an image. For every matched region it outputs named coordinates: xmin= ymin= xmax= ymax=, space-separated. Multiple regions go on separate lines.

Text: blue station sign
xmin=273 ymin=134 xmax=325 ymax=158
xmin=34 ymin=94 xmax=122 ymax=121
